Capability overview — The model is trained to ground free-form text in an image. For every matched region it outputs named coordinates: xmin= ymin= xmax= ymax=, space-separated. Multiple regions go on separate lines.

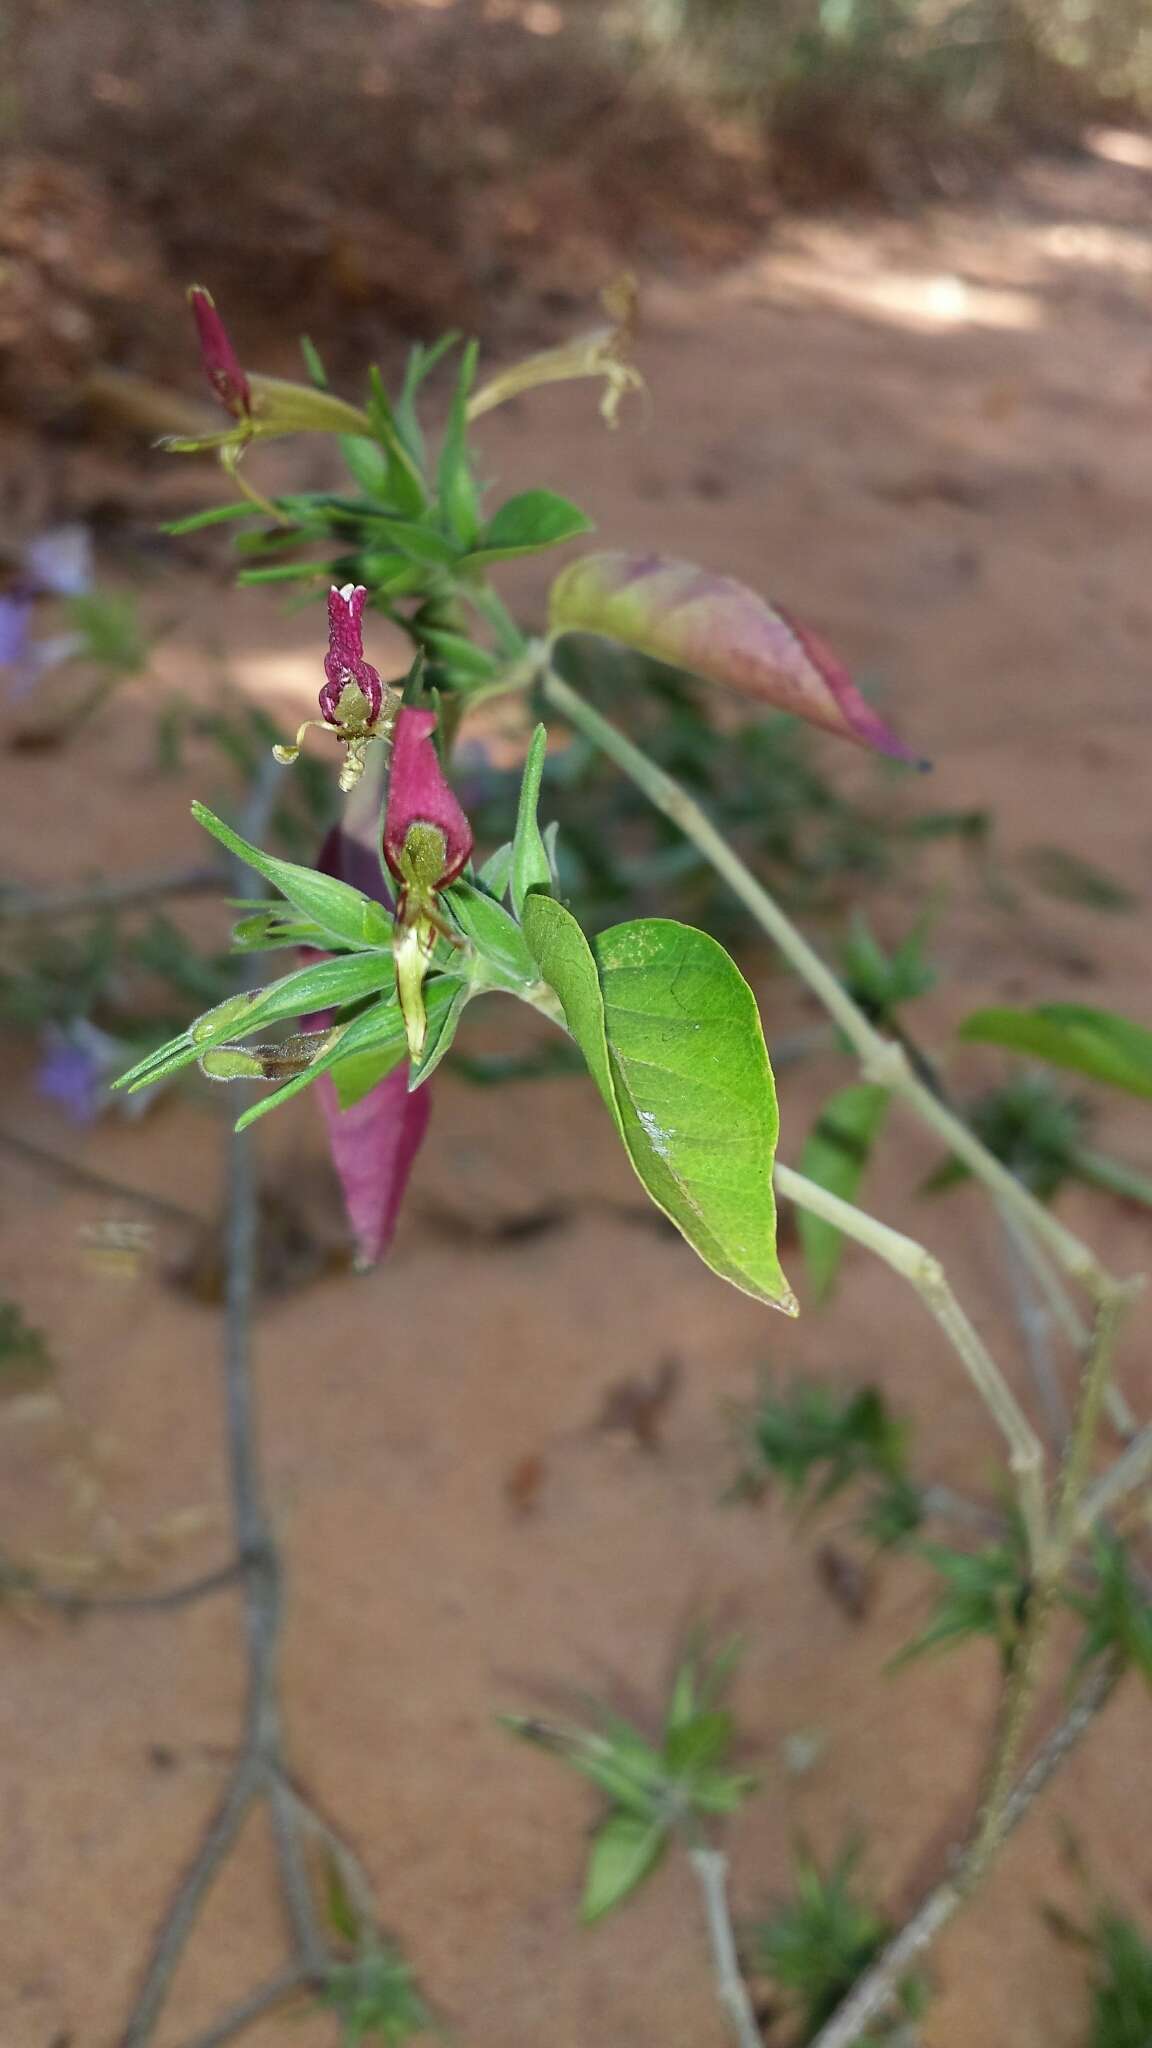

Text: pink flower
xmin=320 ymin=584 xmax=384 ymax=728
xmin=382 ymin=707 xmax=474 ymax=1059
xmin=382 ymin=708 xmax=473 ymax=912
xmin=187 ymin=285 xmax=251 ymax=420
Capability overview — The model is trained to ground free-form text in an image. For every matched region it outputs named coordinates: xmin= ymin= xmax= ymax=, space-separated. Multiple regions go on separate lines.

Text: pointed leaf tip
xmin=549 ymin=551 xmax=926 ymax=766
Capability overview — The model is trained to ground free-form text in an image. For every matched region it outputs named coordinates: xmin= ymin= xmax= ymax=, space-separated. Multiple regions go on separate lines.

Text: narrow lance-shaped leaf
xmin=550 ymin=551 xmax=925 ymax=764
xmin=192 ymin=801 xmax=392 ymax=948
xmin=796 ymin=1084 xmax=890 ymax=1301
xmin=113 ymin=951 xmax=400 ymax=1094
xmin=523 ymin=897 xmax=794 ymax=1311
xmin=509 ymin=723 xmax=552 ymax=921
xmin=959 ymin=1003 xmax=1152 ymax=1102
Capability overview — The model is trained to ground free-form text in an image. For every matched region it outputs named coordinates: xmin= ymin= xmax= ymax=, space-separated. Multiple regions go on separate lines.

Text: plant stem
xmin=807 ymin=1654 xmax=1124 ymax=2048
xmin=0 ymin=1125 xmax=202 ymax=1227
xmin=689 ymin=1848 xmax=763 ymax=2048
xmin=176 ymin=1964 xmax=309 ymax=2048
xmin=117 ymin=766 xmax=341 ymax=2041
xmin=29 ymin=1562 xmax=244 ymax=1613
xmin=775 ymin=1164 xmax=1048 ymax=1562
xmin=1077 ymin=1422 xmax=1152 ymax=1536
xmin=541 ymin=670 xmax=1117 ymax=1304
xmin=966 ymin=1286 xmax=1129 ymax=1870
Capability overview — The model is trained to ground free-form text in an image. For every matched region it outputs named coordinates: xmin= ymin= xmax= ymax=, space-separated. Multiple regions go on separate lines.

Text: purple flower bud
xmin=382 ymin=708 xmax=474 ymax=908
xmin=188 ymin=285 xmax=252 ymax=420
xmin=320 ymin=583 xmax=384 ymax=727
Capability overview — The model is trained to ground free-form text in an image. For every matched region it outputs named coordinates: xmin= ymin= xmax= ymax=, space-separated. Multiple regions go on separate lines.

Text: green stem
xmin=967 ymin=1285 xmax=1131 ymax=1869
xmin=777 ymin=1165 xmax=1047 ymax=1562
xmin=540 ymin=667 xmax=1116 ymax=1305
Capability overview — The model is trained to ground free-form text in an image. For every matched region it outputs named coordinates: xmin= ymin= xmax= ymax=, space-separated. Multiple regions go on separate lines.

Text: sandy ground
xmin=3 ymin=144 xmax=1152 ymax=2048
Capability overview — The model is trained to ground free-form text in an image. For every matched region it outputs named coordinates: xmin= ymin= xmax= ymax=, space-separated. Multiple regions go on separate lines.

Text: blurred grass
xmin=627 ymin=0 xmax=1152 ymax=197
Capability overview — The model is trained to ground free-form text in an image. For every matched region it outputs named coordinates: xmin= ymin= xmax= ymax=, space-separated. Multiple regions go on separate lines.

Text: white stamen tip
xmin=336 ymin=582 xmax=359 ymax=605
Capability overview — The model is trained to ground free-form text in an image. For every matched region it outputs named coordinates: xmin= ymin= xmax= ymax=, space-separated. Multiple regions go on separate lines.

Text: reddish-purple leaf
xmin=549 ymin=551 xmax=925 ymax=765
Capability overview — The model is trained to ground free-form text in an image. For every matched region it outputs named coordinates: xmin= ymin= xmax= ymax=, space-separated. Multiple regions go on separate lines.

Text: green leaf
xmin=162 ymin=501 xmax=258 ymax=536
xmin=436 ymin=339 xmax=481 ymax=547
xmin=663 ymin=1710 xmax=732 ymax=1779
xmin=234 ymin=561 xmax=337 ymax=587
xmin=523 ymin=898 xmax=793 ymax=1310
xmin=408 ymin=979 xmax=470 ymax=1087
xmin=357 ymin=512 xmax=460 ymax=565
xmin=191 ymin=802 xmax=393 ymax=950
xmin=395 ymin=332 xmax=460 ymax=466
xmin=463 ymin=489 xmax=593 ymax=568
xmin=365 ymin=366 xmax=427 ymax=518
xmin=1019 ymin=844 xmax=1139 ymax=913
xmin=796 ymin=1084 xmax=890 ymax=1300
xmin=415 ymin=627 xmax=499 ymax=681
xmin=960 ymin=1004 xmax=1152 ymax=1101
xmin=581 ymin=1813 xmax=667 ymax=1923
xmin=510 ymin=724 xmax=552 ymax=920
xmin=340 ymin=433 xmax=392 ymax=496
xmin=331 ymin=1040 xmax=406 ymax=1111
xmin=114 ymin=952 xmax=399 ymax=1094
xmin=442 ymin=880 xmax=536 ymax=987
xmin=478 ymin=841 xmax=514 ymax=900
xmin=233 ymin=992 xmax=409 ymax=1130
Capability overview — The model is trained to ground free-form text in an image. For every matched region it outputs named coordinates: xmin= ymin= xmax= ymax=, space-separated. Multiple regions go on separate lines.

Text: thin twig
xmin=689 ymin=1848 xmax=763 ymax=2048
xmin=0 ymin=1125 xmax=201 ymax=1227
xmin=30 ymin=1561 xmax=243 ymax=1613
xmin=175 ymin=1963 xmax=310 ymax=2048
xmin=997 ymin=1206 xmax=1068 ymax=1446
xmin=120 ymin=1757 xmax=262 ymax=2047
xmin=1077 ymin=1423 xmax=1152 ymax=1537
xmin=118 ymin=760 xmax=333 ymax=2040
xmin=541 ymin=669 xmax=1118 ymax=1305
xmin=277 ymin=1773 xmax=381 ymax=1943
xmin=775 ymin=1163 xmax=1048 ymax=1563
xmin=807 ymin=1655 xmax=1124 ymax=2048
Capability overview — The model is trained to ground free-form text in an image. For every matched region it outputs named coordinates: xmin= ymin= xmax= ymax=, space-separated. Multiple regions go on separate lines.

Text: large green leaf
xmin=796 ymin=1083 xmax=890 ymax=1301
xmin=523 ymin=898 xmax=793 ymax=1310
xmin=192 ymin=803 xmax=393 ymax=950
xmin=960 ymin=1003 xmax=1152 ymax=1101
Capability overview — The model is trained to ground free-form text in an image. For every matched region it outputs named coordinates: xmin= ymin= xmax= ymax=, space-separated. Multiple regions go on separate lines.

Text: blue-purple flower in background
xmin=1 ymin=524 xmax=92 ymax=698
xmin=37 ymin=1019 xmax=166 ymax=1124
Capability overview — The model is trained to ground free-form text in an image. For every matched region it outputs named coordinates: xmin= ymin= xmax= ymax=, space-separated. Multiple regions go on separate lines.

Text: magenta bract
xmin=187 ymin=285 xmax=252 ymax=420
xmin=315 ymin=1061 xmax=431 ymax=1269
xmin=307 ymin=800 xmax=427 ymax=1267
xmin=320 ymin=584 xmax=384 ymax=727
xmin=383 ymin=708 xmax=474 ymax=894
xmin=549 ymin=551 xmax=925 ymax=765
